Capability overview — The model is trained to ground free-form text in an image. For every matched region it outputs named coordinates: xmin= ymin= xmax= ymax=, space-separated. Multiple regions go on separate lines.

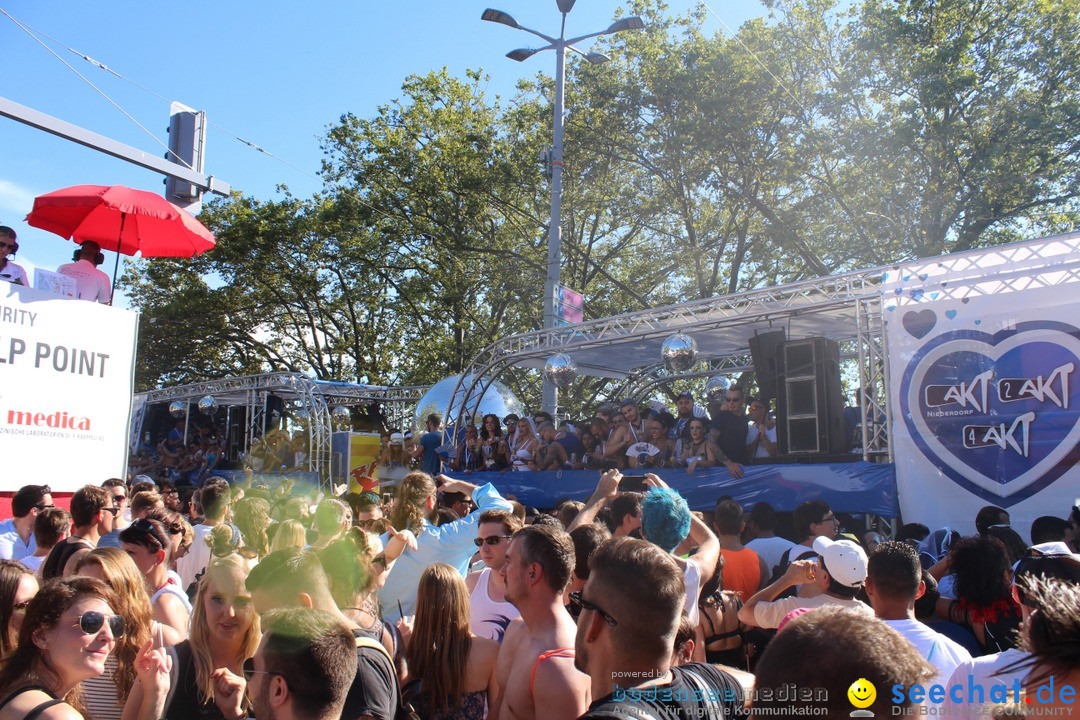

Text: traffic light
xmin=165 ymin=101 xmax=205 ymax=211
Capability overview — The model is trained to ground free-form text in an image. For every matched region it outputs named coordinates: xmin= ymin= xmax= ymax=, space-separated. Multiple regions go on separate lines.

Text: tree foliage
xmin=124 ymin=0 xmax=1080 ymax=411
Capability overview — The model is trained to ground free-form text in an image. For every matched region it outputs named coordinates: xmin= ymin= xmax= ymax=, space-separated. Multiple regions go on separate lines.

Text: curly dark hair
xmin=950 ymin=536 xmax=1012 ymax=608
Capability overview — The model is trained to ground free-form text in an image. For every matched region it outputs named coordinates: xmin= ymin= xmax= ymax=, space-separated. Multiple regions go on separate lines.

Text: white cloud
xmin=0 ymin=178 xmax=37 ymax=221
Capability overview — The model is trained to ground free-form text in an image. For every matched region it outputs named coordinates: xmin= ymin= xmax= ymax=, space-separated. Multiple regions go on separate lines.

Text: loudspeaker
xmin=748 ymin=329 xmax=786 ymax=400
xmin=776 ymin=337 xmax=846 ymax=455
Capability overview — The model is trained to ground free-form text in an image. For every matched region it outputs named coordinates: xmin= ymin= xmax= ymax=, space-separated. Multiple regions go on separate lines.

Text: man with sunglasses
xmin=0 ymin=483 xmax=53 ymax=561
xmin=42 ymin=484 xmax=117 ymax=579
xmin=0 ymin=226 xmax=28 ymax=286
xmin=707 ymin=388 xmax=749 ymax=474
xmin=572 ymin=536 xmax=745 ymax=720
xmin=96 ymin=478 xmax=132 ymax=549
xmin=210 ymin=607 xmax=358 ymax=720
xmin=246 ymin=549 xmax=401 ymax=720
xmin=466 ymin=509 xmax=523 ymax=642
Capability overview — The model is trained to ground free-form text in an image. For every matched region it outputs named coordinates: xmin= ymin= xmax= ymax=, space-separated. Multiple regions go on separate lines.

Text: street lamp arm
xmin=565 ymin=29 xmax=609 ymax=45
xmin=515 ymin=23 xmax=558 ymax=44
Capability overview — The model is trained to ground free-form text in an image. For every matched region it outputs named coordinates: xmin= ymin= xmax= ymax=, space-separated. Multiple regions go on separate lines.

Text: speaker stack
xmin=752 ymin=332 xmax=847 ymax=457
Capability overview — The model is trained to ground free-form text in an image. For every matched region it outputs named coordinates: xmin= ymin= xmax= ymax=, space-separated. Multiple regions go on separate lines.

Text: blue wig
xmin=641 ymin=487 xmax=691 ymax=553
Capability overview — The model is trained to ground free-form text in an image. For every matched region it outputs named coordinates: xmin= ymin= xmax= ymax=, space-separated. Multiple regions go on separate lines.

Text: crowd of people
xmin=0 ymin=462 xmax=1077 ymax=719
xmin=377 ymin=390 xmax=778 ymax=483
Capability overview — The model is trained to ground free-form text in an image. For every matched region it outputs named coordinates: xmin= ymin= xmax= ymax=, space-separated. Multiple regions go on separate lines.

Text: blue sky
xmin=1 ymin=0 xmax=763 ymax=303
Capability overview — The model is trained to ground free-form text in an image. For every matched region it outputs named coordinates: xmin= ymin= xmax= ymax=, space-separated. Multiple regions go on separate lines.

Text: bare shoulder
xmin=501 ymin=617 xmax=526 ymax=648
xmin=0 ymin=692 xmax=82 ymax=720
xmin=36 ymin=702 xmax=83 ymax=720
xmin=466 ymin=636 xmax=500 ymax=689
xmin=532 ymin=655 xmax=590 ymax=719
xmin=471 ymin=635 xmax=500 ymax=662
xmin=466 ymin=569 xmax=482 ymax=593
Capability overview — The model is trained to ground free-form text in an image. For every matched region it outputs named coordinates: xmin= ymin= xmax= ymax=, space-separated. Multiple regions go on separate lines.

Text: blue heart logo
xmin=903 ymin=309 xmax=937 ymax=339
xmin=899 ymin=322 xmax=1080 ymax=505
xmin=946 ymin=309 xmax=957 ymax=320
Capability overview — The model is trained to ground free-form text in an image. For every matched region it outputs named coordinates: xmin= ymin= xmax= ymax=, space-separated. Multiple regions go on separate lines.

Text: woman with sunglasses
xmin=401 ymin=563 xmax=498 ymax=720
xmin=120 ymin=518 xmax=191 ymax=646
xmin=0 ymin=577 xmax=123 ymax=720
xmin=75 ymin=548 xmax=155 ymax=720
xmin=0 ymin=227 xmax=28 ymax=287
xmin=0 ymin=560 xmax=37 ymax=663
xmin=125 ymin=554 xmax=260 ymax=720
xmin=142 ymin=509 xmax=192 ymax=580
xmin=318 ymin=535 xmax=392 ymax=651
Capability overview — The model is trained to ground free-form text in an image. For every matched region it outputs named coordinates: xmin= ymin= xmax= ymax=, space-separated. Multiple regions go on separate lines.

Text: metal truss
xmin=444 ymin=267 xmax=888 ymax=426
xmin=136 ymin=372 xmax=426 ymax=482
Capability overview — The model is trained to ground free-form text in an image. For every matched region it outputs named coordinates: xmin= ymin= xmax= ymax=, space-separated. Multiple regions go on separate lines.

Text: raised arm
xmin=566 ymin=469 xmax=622 ymax=533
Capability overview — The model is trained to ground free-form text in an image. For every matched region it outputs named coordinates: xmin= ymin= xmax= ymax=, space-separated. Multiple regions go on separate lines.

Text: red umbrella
xmin=25 ymin=184 xmax=216 ymax=296
xmin=25 ymin=184 xmax=216 ymax=258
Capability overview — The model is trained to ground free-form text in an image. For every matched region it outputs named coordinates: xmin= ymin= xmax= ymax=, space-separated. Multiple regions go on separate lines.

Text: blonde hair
xmin=269 ymin=519 xmax=307 ymax=553
xmin=75 ymin=547 xmax=154 ymax=704
xmin=189 ymin=555 xmax=262 ymax=704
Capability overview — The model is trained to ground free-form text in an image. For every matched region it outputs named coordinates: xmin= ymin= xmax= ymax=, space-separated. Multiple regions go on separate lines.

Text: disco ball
xmin=661 ymin=332 xmax=698 ymax=372
xmin=168 ymin=401 xmax=187 ymax=419
xmin=705 ymin=376 xmax=731 ymax=401
xmin=544 ymin=353 xmax=578 ymax=390
xmin=197 ymin=396 xmax=219 ymax=416
xmin=413 ymin=374 xmax=525 ymax=430
xmin=331 ymin=405 xmax=352 ymax=429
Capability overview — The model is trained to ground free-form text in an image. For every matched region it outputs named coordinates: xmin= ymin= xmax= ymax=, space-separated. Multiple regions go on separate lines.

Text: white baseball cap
xmin=813 ymin=536 xmax=868 ymax=588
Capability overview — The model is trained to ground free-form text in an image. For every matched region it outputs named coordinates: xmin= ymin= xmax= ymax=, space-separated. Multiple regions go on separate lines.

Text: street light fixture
xmin=481 ymin=3 xmax=644 ymax=416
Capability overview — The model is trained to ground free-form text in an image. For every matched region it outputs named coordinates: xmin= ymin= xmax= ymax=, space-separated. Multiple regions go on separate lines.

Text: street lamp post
xmin=482 ymin=4 xmax=643 ymax=416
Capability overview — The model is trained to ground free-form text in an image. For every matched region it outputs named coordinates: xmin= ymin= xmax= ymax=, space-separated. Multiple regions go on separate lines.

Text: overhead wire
xmin=0 ymin=7 xmax=326 ymax=183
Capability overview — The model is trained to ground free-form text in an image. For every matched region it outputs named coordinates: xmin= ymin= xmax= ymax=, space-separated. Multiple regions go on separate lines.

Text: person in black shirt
xmin=246 ymin=549 xmax=401 ymax=720
xmin=571 ymin=537 xmax=745 ymax=720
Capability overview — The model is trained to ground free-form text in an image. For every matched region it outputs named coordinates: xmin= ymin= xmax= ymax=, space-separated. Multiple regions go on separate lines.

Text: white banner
xmin=0 ymin=283 xmax=138 ymax=492
xmin=884 ymin=233 xmax=1080 ymax=537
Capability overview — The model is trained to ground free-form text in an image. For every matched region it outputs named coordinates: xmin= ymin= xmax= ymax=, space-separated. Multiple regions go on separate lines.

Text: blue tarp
xmin=444 ymin=461 xmax=898 ymax=517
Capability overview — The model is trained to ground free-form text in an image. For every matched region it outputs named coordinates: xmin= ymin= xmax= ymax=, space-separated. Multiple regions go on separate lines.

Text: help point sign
xmin=0 ymin=283 xmax=138 ymax=492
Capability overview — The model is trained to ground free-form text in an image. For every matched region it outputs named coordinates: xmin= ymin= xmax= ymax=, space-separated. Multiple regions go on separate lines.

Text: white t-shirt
xmin=0 ymin=261 xmax=29 ymax=287
xmin=941 ymin=648 xmax=1030 ymax=712
xmin=753 ymin=592 xmax=873 ymax=630
xmin=884 ymin=618 xmax=972 ymax=705
xmin=176 ymin=522 xmax=215 ymax=590
xmin=57 ymin=258 xmax=111 ymax=303
xmin=745 ymin=424 xmax=778 ymax=458
xmin=746 ymin=536 xmax=798 ymax=574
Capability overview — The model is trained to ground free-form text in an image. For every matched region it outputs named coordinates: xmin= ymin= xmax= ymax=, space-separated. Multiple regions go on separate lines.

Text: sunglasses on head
xmin=474 ymin=535 xmax=512 ymax=547
xmin=78 ymin=611 xmax=126 ymax=638
xmin=129 ymin=518 xmax=168 ymax=549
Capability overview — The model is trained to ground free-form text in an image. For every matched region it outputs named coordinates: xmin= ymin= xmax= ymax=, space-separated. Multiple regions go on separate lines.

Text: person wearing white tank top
xmin=465 ymin=512 xmax=522 ymax=642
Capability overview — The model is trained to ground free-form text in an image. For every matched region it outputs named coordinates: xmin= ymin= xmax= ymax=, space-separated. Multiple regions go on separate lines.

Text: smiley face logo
xmin=848 ymin=678 xmax=876 ymax=709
